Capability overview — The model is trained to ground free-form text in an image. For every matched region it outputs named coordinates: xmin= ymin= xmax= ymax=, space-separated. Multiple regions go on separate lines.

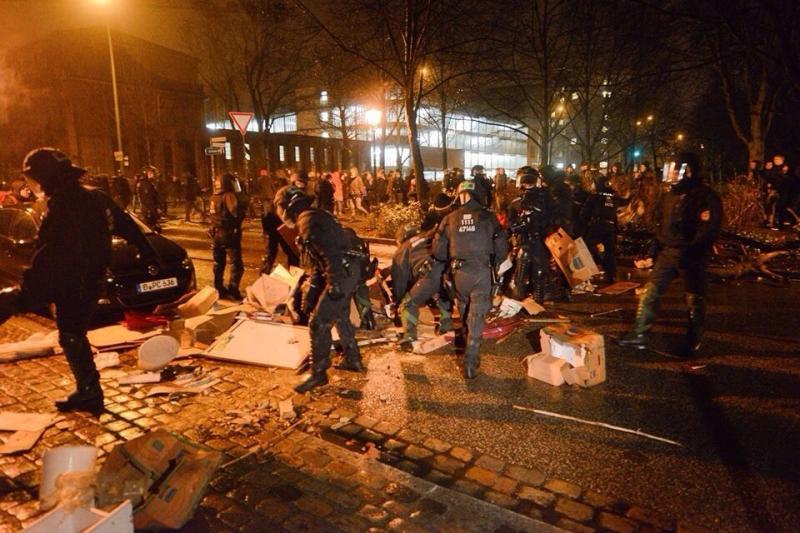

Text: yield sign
xmin=228 ymin=111 xmax=254 ymax=135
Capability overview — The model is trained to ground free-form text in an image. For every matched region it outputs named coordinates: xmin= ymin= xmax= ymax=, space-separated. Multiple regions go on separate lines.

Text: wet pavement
xmin=0 ymin=211 xmax=797 ymax=532
xmin=163 ymin=215 xmax=800 ymax=531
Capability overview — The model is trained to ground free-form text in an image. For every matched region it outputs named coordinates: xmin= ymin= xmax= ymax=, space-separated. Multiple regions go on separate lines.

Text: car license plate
xmin=137 ymin=277 xmax=178 ymax=294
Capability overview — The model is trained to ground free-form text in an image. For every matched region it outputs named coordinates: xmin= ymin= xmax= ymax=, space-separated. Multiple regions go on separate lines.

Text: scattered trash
xmin=96 ymin=430 xmax=221 ymax=530
xmin=0 ymin=330 xmax=60 ymax=362
xmin=203 ymin=320 xmax=309 ymax=370
xmin=39 ymin=445 xmax=98 ymax=510
xmin=521 ymin=298 xmax=545 ymax=316
xmin=412 ymin=334 xmax=450 ymax=354
xmin=634 ymin=257 xmax=654 ymax=269
xmin=145 ymin=373 xmax=220 ymax=397
xmin=496 ymin=296 xmax=523 ymax=318
xmin=177 ymin=286 xmax=219 ymax=318
xmin=525 ymin=325 xmax=606 ymax=388
xmin=137 ymin=335 xmax=179 ymax=371
xmin=545 ymin=228 xmax=600 ymax=287
xmin=572 ymin=280 xmax=596 ymax=294
xmin=118 ymin=372 xmax=162 ymax=386
xmin=94 ymin=352 xmax=121 ymax=370
xmin=245 ymin=274 xmax=292 ymax=312
xmin=0 ymin=411 xmax=61 ymax=454
xmin=24 ymin=500 xmax=133 ymax=533
xmin=512 ymin=405 xmax=683 ymax=447
xmin=123 ymin=310 xmax=169 ymax=331
xmin=279 ymin=399 xmax=296 ymax=420
xmin=87 ymin=325 xmax=161 ymax=351
xmin=184 ymin=312 xmax=237 ymax=346
xmin=597 ymin=281 xmax=640 ymax=295
xmin=589 ymin=307 xmax=624 ymax=318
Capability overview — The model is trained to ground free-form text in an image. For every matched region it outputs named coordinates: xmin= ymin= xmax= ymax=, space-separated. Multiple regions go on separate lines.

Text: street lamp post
xmin=93 ymin=0 xmax=124 ymax=174
xmin=365 ymin=109 xmax=381 ymax=175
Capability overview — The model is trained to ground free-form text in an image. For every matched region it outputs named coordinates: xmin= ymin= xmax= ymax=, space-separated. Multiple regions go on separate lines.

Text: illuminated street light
xmin=91 ymin=0 xmax=124 ymax=173
xmin=636 ymin=120 xmax=642 ymax=127
xmin=647 ymin=115 xmax=654 ymax=122
xmin=365 ymin=109 xmax=381 ymax=174
xmin=677 ymin=133 xmax=684 ymax=141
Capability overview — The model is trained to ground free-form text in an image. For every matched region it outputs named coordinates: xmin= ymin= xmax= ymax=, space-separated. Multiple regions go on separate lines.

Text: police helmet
xmin=517 ymin=166 xmax=541 ymax=189
xmin=274 ymin=185 xmax=313 ymax=225
xmin=471 ymin=165 xmax=486 ymax=178
xmin=396 ymin=224 xmax=420 ymax=243
xmin=22 ymin=147 xmax=85 ymax=184
xmin=432 ymin=192 xmax=453 ymax=212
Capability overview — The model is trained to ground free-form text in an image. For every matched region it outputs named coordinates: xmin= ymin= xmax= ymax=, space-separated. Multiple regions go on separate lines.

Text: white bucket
xmin=137 ymin=334 xmax=179 ymax=371
xmin=39 ymin=445 xmax=97 ymax=510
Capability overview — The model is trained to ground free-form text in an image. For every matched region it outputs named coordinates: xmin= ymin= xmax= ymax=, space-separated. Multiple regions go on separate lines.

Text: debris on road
xmin=0 ymin=411 xmax=61 ymax=454
xmin=545 ymin=228 xmax=600 ymax=287
xmin=203 ymin=320 xmax=309 ymax=369
xmin=96 ymin=430 xmax=221 ymax=530
xmin=177 ymin=286 xmax=219 ymax=318
xmin=25 ymin=500 xmax=133 ymax=533
xmin=39 ymin=445 xmax=97 ymax=510
xmin=512 ymin=405 xmax=683 ymax=447
xmin=521 ymin=297 xmax=545 ymax=315
xmin=597 ymin=281 xmax=640 ymax=295
xmin=93 ymin=351 xmax=120 ymax=370
xmin=0 ymin=330 xmax=60 ymax=362
xmin=137 ymin=335 xmax=179 ymax=371
xmin=525 ymin=325 xmax=606 ymax=388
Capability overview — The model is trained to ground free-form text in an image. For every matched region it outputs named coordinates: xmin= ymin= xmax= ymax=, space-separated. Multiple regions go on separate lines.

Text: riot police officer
xmin=136 ymin=172 xmax=160 ymax=231
xmin=465 ymin=165 xmax=493 ymax=208
xmin=579 ymin=173 xmax=619 ymax=283
xmin=508 ymin=167 xmax=552 ymax=303
xmin=275 ymin=186 xmax=364 ymax=393
xmin=433 ymin=181 xmax=508 ymax=378
xmin=210 ymin=173 xmax=244 ymax=299
xmin=0 ymin=148 xmax=158 ymax=415
xmin=619 ymin=152 xmax=722 ymax=357
xmin=392 ymin=225 xmax=452 ymax=351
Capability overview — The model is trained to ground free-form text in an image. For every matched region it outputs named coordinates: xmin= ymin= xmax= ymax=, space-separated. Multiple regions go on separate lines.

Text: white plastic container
xmin=40 ymin=446 xmax=98 ymax=510
xmin=137 ymin=335 xmax=179 ymax=371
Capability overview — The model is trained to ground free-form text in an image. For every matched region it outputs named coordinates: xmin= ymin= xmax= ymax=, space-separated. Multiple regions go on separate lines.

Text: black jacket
xmin=657 ymin=178 xmax=723 ymax=252
xmin=19 ymin=184 xmax=154 ymax=309
xmin=433 ymin=199 xmax=508 ymax=264
xmin=391 ymin=230 xmax=435 ymax=302
xmin=296 ymin=209 xmax=350 ymax=284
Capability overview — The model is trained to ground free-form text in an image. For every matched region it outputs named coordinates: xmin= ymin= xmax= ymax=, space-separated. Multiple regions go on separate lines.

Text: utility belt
xmin=450 ymin=257 xmax=490 ymax=271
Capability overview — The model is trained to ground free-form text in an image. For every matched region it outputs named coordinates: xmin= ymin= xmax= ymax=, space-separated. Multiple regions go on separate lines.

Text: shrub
xmin=367 ymin=202 xmax=422 ymax=239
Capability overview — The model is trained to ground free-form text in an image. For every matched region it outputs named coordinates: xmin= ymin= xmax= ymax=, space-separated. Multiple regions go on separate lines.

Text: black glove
xmin=327 ymin=283 xmax=344 ymax=301
xmin=0 ymin=287 xmax=20 ymax=326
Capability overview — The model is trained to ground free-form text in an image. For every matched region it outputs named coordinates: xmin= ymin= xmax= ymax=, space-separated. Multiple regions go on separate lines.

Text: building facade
xmin=0 ymin=28 xmax=206 ymax=181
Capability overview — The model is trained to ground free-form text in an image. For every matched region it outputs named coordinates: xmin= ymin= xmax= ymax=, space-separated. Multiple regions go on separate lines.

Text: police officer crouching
xmin=0 ymin=148 xmax=159 ymax=415
xmin=433 ymin=181 xmax=508 ymax=379
xmin=618 ymin=152 xmax=722 ymax=357
xmin=274 ymin=186 xmax=364 ymax=393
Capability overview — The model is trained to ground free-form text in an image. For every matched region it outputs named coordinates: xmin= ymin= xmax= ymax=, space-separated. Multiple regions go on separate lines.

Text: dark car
xmin=0 ymin=200 xmax=195 ymax=310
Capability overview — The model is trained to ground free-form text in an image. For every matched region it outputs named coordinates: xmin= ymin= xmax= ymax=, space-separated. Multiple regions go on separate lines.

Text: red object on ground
xmin=124 ymin=310 xmax=170 ymax=331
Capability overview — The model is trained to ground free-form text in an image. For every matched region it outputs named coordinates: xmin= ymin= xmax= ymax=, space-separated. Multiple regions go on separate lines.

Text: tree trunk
xmin=404 ymin=95 xmax=427 ymax=203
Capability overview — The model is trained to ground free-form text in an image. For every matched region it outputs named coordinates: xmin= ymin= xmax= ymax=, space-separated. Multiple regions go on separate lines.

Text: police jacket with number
xmin=19 ymin=183 xmax=155 ymax=309
xmin=296 ymin=209 xmax=352 ymax=284
xmin=433 ymin=199 xmax=508 ymax=264
xmin=656 ymin=178 xmax=722 ymax=252
xmin=391 ymin=230 xmax=435 ymax=302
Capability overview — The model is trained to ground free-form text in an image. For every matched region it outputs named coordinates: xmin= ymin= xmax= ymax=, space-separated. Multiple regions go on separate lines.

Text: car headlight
xmin=181 ymin=257 xmax=193 ymax=269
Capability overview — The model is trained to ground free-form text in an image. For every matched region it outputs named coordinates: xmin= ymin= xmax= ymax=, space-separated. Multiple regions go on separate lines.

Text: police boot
xmin=463 ymin=353 xmax=480 ymax=379
xmin=436 ymin=315 xmax=453 ymax=335
xmin=533 ymin=274 xmax=545 ymax=305
xmin=682 ymin=293 xmax=706 ymax=358
xmin=618 ymin=282 xmax=659 ymax=349
xmin=335 ymin=343 xmax=364 ymax=372
xmin=57 ymin=343 xmax=104 ymax=416
xmin=361 ymin=309 xmax=376 ymax=331
xmin=295 ymin=371 xmax=328 ymax=393
xmin=397 ymin=298 xmax=418 ymax=351
xmin=225 ymin=285 xmax=243 ymax=300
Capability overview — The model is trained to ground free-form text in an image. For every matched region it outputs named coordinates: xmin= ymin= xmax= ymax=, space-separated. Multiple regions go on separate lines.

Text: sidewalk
xmin=0 ymin=315 xmax=706 ymax=533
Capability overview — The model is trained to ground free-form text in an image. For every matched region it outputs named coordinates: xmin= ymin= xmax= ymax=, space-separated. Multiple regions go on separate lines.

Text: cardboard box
xmin=545 ymin=228 xmax=600 ymax=287
xmin=540 ymin=324 xmax=605 ymax=387
xmin=525 ymin=354 xmax=567 ymax=386
xmin=96 ymin=430 xmax=220 ymax=531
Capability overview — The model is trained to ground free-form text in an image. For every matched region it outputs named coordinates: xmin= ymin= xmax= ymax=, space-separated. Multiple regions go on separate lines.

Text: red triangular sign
xmin=228 ymin=111 xmax=254 ymax=135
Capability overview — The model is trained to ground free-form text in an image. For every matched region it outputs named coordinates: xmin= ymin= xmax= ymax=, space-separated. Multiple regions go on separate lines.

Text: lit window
xmin=279 ymin=145 xmax=285 ymax=162
xmin=320 ymin=91 xmax=328 ymax=103
xmin=310 ymin=147 xmax=315 ymax=162
xmin=322 ymin=132 xmax=330 ymax=138
xmin=294 ymin=146 xmax=301 ymax=162
xmin=225 ymin=142 xmax=232 ymax=161
xmin=571 ymin=92 xmax=579 ymax=100
xmin=320 ymin=111 xmax=329 ymax=122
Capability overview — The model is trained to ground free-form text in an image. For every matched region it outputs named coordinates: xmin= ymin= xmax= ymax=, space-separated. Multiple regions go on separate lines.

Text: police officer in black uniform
xmin=392 ymin=225 xmax=452 ymax=351
xmin=464 ymin=165 xmax=493 ymax=208
xmin=274 ymin=186 xmax=364 ymax=393
xmin=136 ymin=172 xmax=160 ymax=231
xmin=579 ymin=173 xmax=619 ymax=284
xmin=210 ymin=173 xmax=245 ymax=299
xmin=619 ymin=152 xmax=722 ymax=357
xmin=0 ymin=148 xmax=158 ymax=415
xmin=508 ymin=167 xmax=552 ymax=303
xmin=433 ymin=181 xmax=508 ymax=378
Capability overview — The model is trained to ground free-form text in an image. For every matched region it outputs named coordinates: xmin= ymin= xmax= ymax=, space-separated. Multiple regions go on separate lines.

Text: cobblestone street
xmin=0 ymin=311 xmax=712 ymax=533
